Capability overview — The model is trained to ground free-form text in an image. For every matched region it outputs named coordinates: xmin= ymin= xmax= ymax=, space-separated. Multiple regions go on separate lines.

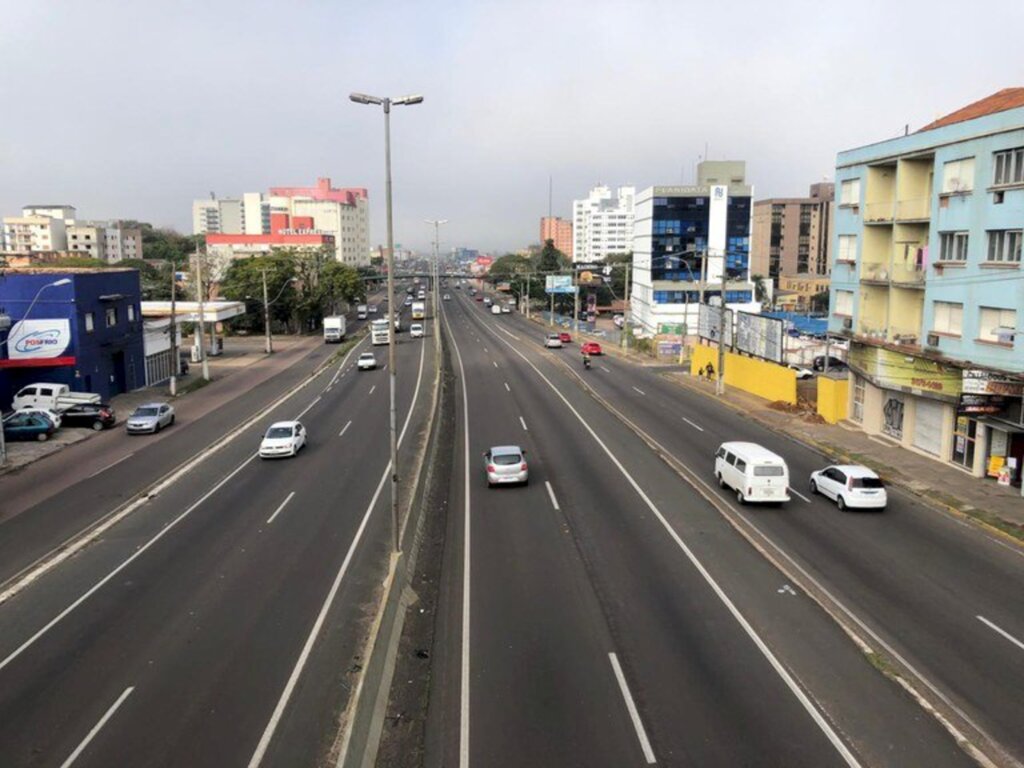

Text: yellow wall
xmin=690 ymin=345 xmax=797 ymax=405
xmin=817 ymin=376 xmax=849 ymax=424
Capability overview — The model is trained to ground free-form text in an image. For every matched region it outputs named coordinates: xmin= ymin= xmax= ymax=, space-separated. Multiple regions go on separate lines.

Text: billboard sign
xmin=545 ymin=275 xmax=575 ymax=294
xmin=962 ymin=370 xmax=1024 ymax=397
xmin=698 ymin=304 xmax=733 ymax=347
xmin=734 ymin=311 xmax=784 ymax=363
xmin=8 ymin=319 xmax=72 ymax=360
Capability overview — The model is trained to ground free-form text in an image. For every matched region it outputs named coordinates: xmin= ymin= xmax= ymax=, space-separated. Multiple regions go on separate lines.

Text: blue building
xmin=829 ymin=88 xmax=1024 ymax=481
xmin=631 ymin=161 xmax=758 ymax=336
xmin=0 ymin=269 xmax=145 ymax=410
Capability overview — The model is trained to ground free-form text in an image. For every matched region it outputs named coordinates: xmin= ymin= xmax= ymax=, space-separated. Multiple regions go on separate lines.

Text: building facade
xmin=630 ymin=162 xmax=758 ymax=336
xmin=2 ymin=215 xmax=68 ymax=253
xmin=540 ymin=216 xmax=573 ymax=259
xmin=828 ymin=88 xmax=1024 ymax=482
xmin=776 ymin=274 xmax=831 ymax=312
xmin=572 ymin=185 xmax=635 ymax=262
xmin=751 ymin=183 xmax=834 ymax=283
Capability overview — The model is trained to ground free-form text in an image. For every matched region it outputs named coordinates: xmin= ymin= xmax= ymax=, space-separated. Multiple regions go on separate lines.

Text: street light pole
xmin=351 ymin=90 xmax=423 ymax=555
xmin=426 ymin=219 xmax=447 ymax=368
xmin=169 ymin=261 xmax=178 ymax=396
xmin=262 ymin=266 xmax=272 ymax=355
xmin=194 ymin=244 xmax=210 ymax=382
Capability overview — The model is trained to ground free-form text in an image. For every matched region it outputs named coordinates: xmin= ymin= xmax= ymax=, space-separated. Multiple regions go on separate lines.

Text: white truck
xmin=323 ymin=316 xmax=347 ymax=343
xmin=356 ymin=304 xmax=368 ymax=320
xmin=12 ymin=383 xmax=101 ymax=413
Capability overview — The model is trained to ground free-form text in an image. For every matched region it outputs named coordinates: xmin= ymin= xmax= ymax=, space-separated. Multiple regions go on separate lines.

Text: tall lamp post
xmin=0 ymin=278 xmax=72 ymax=466
xmin=425 ymin=219 xmax=447 ymax=367
xmin=351 ymin=90 xmax=423 ymax=554
xmin=261 ymin=269 xmax=296 ymax=354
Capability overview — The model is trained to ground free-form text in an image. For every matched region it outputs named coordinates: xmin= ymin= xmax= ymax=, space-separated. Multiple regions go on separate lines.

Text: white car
xmin=544 ymin=333 xmax=563 ymax=348
xmin=809 ymin=464 xmax=887 ymax=510
xmin=483 ymin=445 xmax=529 ymax=487
xmin=788 ymin=364 xmax=815 ymax=380
xmin=410 ymin=323 xmax=424 ymax=338
xmin=357 ymin=352 xmax=378 ymax=370
xmin=368 ymin=304 xmax=379 ymax=314
xmin=501 ymin=304 xmax=511 ymax=313
xmin=443 ymin=294 xmax=451 ymax=301
xmin=15 ymin=407 xmax=62 ymax=429
xmin=259 ymin=421 xmax=306 ymax=459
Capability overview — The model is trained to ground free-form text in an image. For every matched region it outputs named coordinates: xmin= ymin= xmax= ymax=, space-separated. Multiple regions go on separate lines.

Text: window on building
xmin=105 ymin=307 xmax=117 ymax=327
xmin=852 ymin=376 xmax=865 ymax=423
xmin=84 ymin=312 xmax=95 ymax=333
xmin=932 ymin=301 xmax=963 ymax=336
xmin=986 ymin=230 xmax=1022 ymax=263
xmin=839 ymin=179 xmax=860 ymax=206
xmin=978 ymin=307 xmax=1016 ymax=344
xmin=938 ymin=231 xmax=969 ymax=262
xmin=941 ymin=157 xmax=975 ymax=193
xmin=834 ymin=290 xmax=854 ymax=316
xmin=837 ymin=235 xmax=857 ymax=262
xmin=993 ymin=147 xmax=1024 ymax=186
xmin=128 ymin=304 xmax=136 ymax=322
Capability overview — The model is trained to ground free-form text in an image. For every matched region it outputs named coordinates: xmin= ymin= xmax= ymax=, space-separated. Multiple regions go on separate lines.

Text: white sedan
xmin=410 ymin=323 xmax=424 ymax=338
xmin=259 ymin=421 xmax=307 ymax=458
xmin=358 ymin=352 xmax=378 ymax=370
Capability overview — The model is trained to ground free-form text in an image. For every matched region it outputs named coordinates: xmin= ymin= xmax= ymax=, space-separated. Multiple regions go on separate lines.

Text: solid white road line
xmin=330 ymin=341 xmax=365 ymax=387
xmin=608 ymin=653 xmax=656 ymax=764
xmin=369 ymin=385 xmax=376 ymax=395
xmin=519 ymin=416 xmax=528 ymax=431
xmin=338 ymin=420 xmax=352 ymax=438
xmin=476 ymin=320 xmax=863 ymax=768
xmin=59 ymin=686 xmax=134 ymax=768
xmin=544 ymin=481 xmax=560 ymax=511
xmin=681 ymin=417 xmax=704 ymax=432
xmin=492 ymin=361 xmax=498 ymax=368
xmin=504 ymin=382 xmax=510 ymax=393
xmin=789 ymin=488 xmax=812 ymax=504
xmin=632 ymin=386 xmax=646 ymax=396
xmin=494 ymin=324 xmax=521 ymax=341
xmin=266 ymin=491 xmax=296 ymax=524
xmin=977 ymin=615 xmax=1024 ymax=652
xmin=295 ymin=396 xmax=322 ymax=420
xmin=87 ymin=452 xmax=134 ymax=479
xmin=249 ymin=331 xmax=427 ymax=768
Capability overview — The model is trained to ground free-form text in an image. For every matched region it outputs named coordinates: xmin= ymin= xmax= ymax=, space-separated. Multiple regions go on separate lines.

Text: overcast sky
xmin=2 ymin=0 xmax=1021 ymax=254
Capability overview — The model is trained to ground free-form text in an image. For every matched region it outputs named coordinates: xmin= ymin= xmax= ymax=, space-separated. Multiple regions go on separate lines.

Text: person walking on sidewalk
xmin=705 ymin=362 xmax=715 ymax=381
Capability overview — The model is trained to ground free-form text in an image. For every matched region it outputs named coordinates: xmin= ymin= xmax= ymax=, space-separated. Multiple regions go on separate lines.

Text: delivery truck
xmin=323 ymin=315 xmax=347 ymax=343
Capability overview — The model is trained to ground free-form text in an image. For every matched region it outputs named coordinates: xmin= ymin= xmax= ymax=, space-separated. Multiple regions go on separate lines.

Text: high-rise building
xmin=540 ymin=216 xmax=573 ymax=259
xmin=572 ymin=185 xmax=635 ymax=262
xmin=751 ymin=183 xmax=834 ymax=283
xmin=828 ymin=87 xmax=1024 ymax=480
xmin=630 ymin=161 xmax=757 ymax=336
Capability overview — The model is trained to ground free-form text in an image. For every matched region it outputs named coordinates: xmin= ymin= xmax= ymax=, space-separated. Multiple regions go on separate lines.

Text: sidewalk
xmin=0 ymin=335 xmax=322 ymax=475
xmin=665 ymin=370 xmax=1024 ymax=542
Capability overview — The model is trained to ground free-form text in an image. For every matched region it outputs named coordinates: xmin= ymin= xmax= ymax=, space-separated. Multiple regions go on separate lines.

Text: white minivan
xmin=715 ymin=441 xmax=791 ymax=504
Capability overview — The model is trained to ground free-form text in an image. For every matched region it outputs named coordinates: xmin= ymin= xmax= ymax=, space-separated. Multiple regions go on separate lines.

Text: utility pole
xmin=261 ymin=266 xmax=273 ymax=354
xmin=716 ymin=257 xmax=726 ymax=396
xmin=572 ymin=272 xmax=580 ymax=335
xmin=426 ymin=219 xmax=447 ymax=368
xmin=621 ymin=262 xmax=631 ymax=349
xmin=195 ymin=246 xmax=210 ymax=382
xmin=169 ymin=260 xmax=178 ymax=396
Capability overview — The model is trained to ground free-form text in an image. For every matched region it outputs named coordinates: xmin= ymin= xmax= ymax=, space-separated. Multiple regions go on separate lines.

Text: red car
xmin=558 ymin=332 xmax=572 ymax=343
xmin=581 ymin=341 xmax=603 ymax=356
xmin=475 ymin=295 xmax=484 ymax=302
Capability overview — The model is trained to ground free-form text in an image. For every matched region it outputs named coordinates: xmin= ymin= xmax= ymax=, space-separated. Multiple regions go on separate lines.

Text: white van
xmin=714 ymin=441 xmax=791 ymax=504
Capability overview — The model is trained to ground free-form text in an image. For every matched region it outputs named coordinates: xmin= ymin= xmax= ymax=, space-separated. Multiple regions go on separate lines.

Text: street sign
xmin=545 ymin=275 xmax=575 ymax=294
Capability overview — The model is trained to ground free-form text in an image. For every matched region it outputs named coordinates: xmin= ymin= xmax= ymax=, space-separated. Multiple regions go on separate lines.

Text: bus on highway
xmin=370 ymin=318 xmax=390 ymax=345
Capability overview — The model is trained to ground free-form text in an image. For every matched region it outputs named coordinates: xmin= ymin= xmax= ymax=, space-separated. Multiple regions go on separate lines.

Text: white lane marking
xmin=977 ymin=615 xmax=1024 ymax=652
xmin=59 ymin=686 xmax=134 ymax=768
xmin=339 ymin=420 xmax=352 ymax=438
xmin=295 ymin=396 xmax=321 ymax=419
xmin=382 ymin=364 xmax=388 ymax=372
xmin=519 ymin=416 xmax=528 ymax=431
xmin=789 ymin=487 xmax=812 ymax=504
xmin=492 ymin=361 xmax=498 ymax=368
xmin=0 ymin=453 xmax=258 ymax=674
xmin=545 ymin=481 xmax=560 ymax=511
xmin=369 ymin=385 xmax=376 ymax=395
xmin=631 ymin=386 xmax=646 ymax=396
xmin=504 ymin=382 xmax=510 ymax=393
xmin=330 ymin=340 xmax=365 ymax=387
xmin=494 ymin=324 xmax=521 ymax=341
xmin=266 ymin=491 xmax=296 ymax=524
xmin=250 ymin=329 xmax=427 ymax=768
xmin=483 ymin=347 xmax=488 ymax=353
xmin=326 ymin=385 xmax=333 ymax=393
xmin=608 ymin=653 xmax=656 ymax=764
xmin=682 ymin=417 xmax=704 ymax=432
xmin=600 ymin=365 xmax=610 ymax=372
xmin=477 ymin=322 xmax=863 ymax=768
xmin=87 ymin=452 xmax=134 ymax=479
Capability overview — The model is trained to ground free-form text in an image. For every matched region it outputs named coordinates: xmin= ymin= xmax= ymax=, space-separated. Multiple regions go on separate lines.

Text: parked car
xmin=544 ymin=333 xmax=563 ymax=349
xmin=501 ymin=304 xmax=511 ymax=313
xmin=714 ymin=441 xmax=791 ymax=504
xmin=483 ymin=445 xmax=529 ymax=487
xmin=259 ymin=421 xmax=307 ymax=459
xmin=787 ymin=364 xmax=814 ymax=380
xmin=15 ymin=407 xmax=63 ymax=429
xmin=812 ymin=355 xmax=847 ymax=372
xmin=12 ymin=382 xmax=100 ymax=413
xmin=126 ymin=402 xmax=175 ymax=434
xmin=358 ymin=352 xmax=378 ymax=370
xmin=60 ymin=402 xmax=117 ymax=430
xmin=809 ymin=465 xmax=887 ymax=510
xmin=558 ymin=332 xmax=573 ymax=344
xmin=2 ymin=411 xmax=58 ymax=442
xmin=581 ymin=341 xmax=603 ymax=356
xmin=410 ymin=323 xmax=424 ymax=338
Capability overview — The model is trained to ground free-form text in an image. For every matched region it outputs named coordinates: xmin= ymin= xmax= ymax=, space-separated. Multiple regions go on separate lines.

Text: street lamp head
xmin=393 ymin=94 xmax=424 ymax=106
xmin=49 ymin=278 xmax=72 ymax=287
xmin=350 ymin=92 xmax=384 ymax=105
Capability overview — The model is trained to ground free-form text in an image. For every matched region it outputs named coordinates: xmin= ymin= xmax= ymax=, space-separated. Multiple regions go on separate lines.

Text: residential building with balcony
xmin=540 ymin=216 xmax=573 ymax=259
xmin=572 ymin=185 xmax=635 ymax=262
xmin=750 ymin=183 xmax=834 ymax=283
xmin=828 ymin=88 xmax=1024 ymax=481
xmin=2 ymin=214 xmax=68 ymax=253
xmin=630 ymin=161 xmax=758 ymax=336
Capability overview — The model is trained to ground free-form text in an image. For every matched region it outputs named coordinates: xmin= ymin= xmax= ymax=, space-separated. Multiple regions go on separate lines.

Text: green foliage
xmin=535 ymin=239 xmax=568 ymax=273
xmin=219 ymin=255 xmax=298 ymax=333
xmin=810 ymin=290 xmax=830 ymax=314
xmin=117 ymin=258 xmax=173 ymax=300
xmin=751 ymin=274 xmax=769 ymax=306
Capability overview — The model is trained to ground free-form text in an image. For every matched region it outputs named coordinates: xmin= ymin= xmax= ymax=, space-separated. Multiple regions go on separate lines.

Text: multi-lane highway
xmin=421 ymin=288 xmax=1019 ymax=767
xmin=0 ymin=298 xmax=437 ymax=767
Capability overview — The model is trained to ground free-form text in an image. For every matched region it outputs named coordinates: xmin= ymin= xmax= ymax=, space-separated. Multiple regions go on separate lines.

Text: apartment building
xmin=572 ymin=185 xmax=635 ymax=262
xmin=829 ymin=88 xmax=1024 ymax=481
xmin=630 ymin=161 xmax=758 ymax=336
xmin=540 ymin=216 xmax=573 ymax=258
xmin=751 ymin=183 xmax=834 ymax=283
xmin=65 ymin=221 xmax=143 ymax=263
xmin=2 ymin=212 xmax=69 ymax=253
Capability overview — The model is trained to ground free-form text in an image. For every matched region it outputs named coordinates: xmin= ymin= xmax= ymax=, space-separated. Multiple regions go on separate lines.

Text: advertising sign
xmin=496 ymin=282 xmax=512 ymax=292
xmin=848 ymin=345 xmax=962 ymax=400
xmin=545 ymin=275 xmax=575 ymax=295
xmin=7 ymin=319 xmax=72 ymax=360
xmin=698 ymin=304 xmax=733 ymax=347
xmin=734 ymin=311 xmax=784 ymax=363
xmin=962 ymin=370 xmax=1024 ymax=397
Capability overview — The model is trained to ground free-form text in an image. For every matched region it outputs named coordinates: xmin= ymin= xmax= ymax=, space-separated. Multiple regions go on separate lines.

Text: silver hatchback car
xmin=483 ymin=445 xmax=529 ymax=487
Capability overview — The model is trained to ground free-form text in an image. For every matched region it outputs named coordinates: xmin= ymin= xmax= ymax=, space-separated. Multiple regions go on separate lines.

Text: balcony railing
xmin=863 ymin=201 xmax=895 ymax=222
xmin=860 ymin=264 xmax=890 ymax=282
xmin=895 ymin=197 xmax=930 ymax=220
xmin=890 ymin=261 xmax=926 ymax=286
